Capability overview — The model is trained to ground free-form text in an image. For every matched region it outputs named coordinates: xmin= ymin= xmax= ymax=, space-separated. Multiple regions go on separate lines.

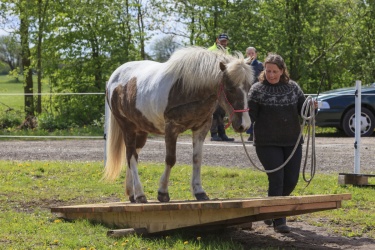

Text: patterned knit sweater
xmin=248 ymin=80 xmax=306 ymax=146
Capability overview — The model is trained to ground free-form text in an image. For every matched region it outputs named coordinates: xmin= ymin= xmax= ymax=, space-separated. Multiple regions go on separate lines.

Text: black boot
xmin=248 ymin=134 xmax=253 ymax=141
xmin=211 ymin=133 xmax=222 ymax=141
xmin=221 ymin=134 xmax=234 ymax=142
xmin=273 ymin=217 xmax=291 ymax=233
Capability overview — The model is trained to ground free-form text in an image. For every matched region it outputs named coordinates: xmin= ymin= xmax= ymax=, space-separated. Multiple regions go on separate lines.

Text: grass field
xmin=0 ymin=75 xmax=25 ymax=110
xmin=0 ymin=74 xmax=52 ymax=108
xmin=0 ymin=160 xmax=374 ymax=249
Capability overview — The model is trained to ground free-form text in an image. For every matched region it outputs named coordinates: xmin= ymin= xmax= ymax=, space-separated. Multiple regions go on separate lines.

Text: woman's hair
xmin=259 ymin=53 xmax=290 ymax=83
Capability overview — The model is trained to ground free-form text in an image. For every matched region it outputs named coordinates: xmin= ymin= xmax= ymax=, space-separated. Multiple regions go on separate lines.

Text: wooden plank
xmin=59 ymin=207 xmax=258 ymax=233
xmin=51 ymin=194 xmax=351 ymax=234
xmin=160 ymin=201 xmax=343 ymax=232
xmin=241 ymin=194 xmax=351 ymax=208
xmin=259 ymin=201 xmax=338 ymax=213
xmin=338 ymin=173 xmax=375 ymax=185
xmin=51 ymin=194 xmax=351 ymax=214
xmin=339 ymin=173 xmax=375 ymax=177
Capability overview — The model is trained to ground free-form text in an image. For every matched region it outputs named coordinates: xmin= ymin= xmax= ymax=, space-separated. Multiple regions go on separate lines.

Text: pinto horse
xmin=104 ymin=46 xmax=253 ymax=203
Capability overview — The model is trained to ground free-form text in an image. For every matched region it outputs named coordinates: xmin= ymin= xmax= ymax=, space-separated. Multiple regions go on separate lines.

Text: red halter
xmin=217 ymin=83 xmax=249 ymax=130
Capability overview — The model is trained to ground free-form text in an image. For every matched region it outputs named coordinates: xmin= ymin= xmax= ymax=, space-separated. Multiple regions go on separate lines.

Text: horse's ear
xmin=219 ymin=62 xmax=226 ymax=72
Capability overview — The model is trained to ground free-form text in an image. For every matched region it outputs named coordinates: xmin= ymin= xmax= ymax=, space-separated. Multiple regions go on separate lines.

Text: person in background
xmin=245 ymin=46 xmax=263 ymax=141
xmin=208 ymin=33 xmax=234 ymax=142
xmin=208 ymin=33 xmax=230 ymax=53
xmin=248 ymin=53 xmax=316 ymax=233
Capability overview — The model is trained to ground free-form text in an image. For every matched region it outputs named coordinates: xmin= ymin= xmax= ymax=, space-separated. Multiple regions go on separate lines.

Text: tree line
xmin=0 ymin=0 xmax=374 ymax=127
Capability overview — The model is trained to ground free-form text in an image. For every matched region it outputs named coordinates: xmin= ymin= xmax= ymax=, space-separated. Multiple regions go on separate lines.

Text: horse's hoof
xmin=157 ymin=192 xmax=170 ymax=202
xmin=195 ymin=193 xmax=209 ymax=201
xmin=135 ymin=195 xmax=148 ymax=203
xmin=129 ymin=195 xmax=136 ymax=203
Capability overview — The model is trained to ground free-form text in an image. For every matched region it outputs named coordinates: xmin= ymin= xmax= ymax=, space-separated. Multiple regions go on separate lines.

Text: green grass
xmin=0 ymin=74 xmax=51 ymax=121
xmin=0 ymin=160 xmax=374 ymax=249
xmin=0 ymin=75 xmax=25 ymax=110
xmin=0 ymin=125 xmax=104 ymax=138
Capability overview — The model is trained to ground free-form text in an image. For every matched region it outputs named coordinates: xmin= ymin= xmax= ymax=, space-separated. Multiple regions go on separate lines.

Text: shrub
xmin=37 ymin=113 xmax=70 ymax=131
xmin=0 ymin=110 xmax=22 ymax=128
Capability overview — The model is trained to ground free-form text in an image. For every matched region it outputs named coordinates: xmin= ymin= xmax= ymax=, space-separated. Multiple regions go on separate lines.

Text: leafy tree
xmin=0 ymin=61 xmax=10 ymax=74
xmin=34 ymin=0 xmax=50 ymax=114
xmin=0 ymin=35 xmax=21 ymax=72
xmin=1 ymin=0 xmax=375 ymax=130
xmin=149 ymin=0 xmax=225 ymax=46
xmin=1 ymin=1 xmax=43 ymax=116
xmin=350 ymin=0 xmax=375 ymax=84
xmin=40 ymin=0 xmax=146 ymax=126
xmin=19 ymin=1 xmax=34 ymax=116
xmin=149 ymin=35 xmax=181 ymax=62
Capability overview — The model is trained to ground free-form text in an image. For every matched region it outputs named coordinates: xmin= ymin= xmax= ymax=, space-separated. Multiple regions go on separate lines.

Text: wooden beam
xmin=338 ymin=173 xmax=375 ymax=186
xmin=107 ymin=228 xmax=148 ymax=237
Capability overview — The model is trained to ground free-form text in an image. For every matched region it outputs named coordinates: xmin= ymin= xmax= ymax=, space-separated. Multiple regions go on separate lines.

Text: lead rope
xmin=240 ymin=96 xmax=316 ymax=186
xmin=300 ymin=96 xmax=316 ymax=187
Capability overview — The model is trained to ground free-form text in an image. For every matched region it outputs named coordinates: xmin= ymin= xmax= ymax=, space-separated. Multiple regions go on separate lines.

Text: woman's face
xmin=265 ymin=63 xmax=283 ymax=84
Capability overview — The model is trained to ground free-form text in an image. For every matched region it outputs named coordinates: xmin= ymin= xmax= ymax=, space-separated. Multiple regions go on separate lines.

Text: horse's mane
xmin=163 ymin=46 xmax=253 ymax=92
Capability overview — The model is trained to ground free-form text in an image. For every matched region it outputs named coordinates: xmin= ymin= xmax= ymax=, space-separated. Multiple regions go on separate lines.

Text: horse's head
xmin=218 ymin=58 xmax=253 ymax=132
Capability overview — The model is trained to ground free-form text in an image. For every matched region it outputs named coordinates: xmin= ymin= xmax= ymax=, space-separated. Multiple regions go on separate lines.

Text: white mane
xmin=163 ymin=47 xmax=253 ymax=93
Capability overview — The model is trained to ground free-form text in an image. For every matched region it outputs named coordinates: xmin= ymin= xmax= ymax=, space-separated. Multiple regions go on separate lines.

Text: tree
xmin=1 ymin=1 xmax=35 ymax=116
xmin=34 ymin=0 xmax=50 ymax=114
xmin=149 ymin=35 xmax=181 ymax=62
xmin=350 ymin=0 xmax=375 ymax=84
xmin=149 ymin=0 xmax=232 ymax=47
xmin=19 ymin=1 xmax=34 ymax=116
xmin=39 ymin=0 xmax=145 ymax=126
xmin=0 ymin=35 xmax=21 ymax=72
xmin=1 ymin=0 xmax=374 ymax=130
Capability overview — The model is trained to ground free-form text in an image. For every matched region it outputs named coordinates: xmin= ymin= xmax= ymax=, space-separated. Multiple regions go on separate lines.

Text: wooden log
xmin=338 ymin=173 xmax=369 ymax=185
xmin=235 ymin=222 xmax=252 ymax=230
xmin=107 ymin=228 xmax=148 ymax=237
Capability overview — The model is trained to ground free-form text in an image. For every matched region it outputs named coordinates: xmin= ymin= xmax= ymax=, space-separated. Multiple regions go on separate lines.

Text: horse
xmin=104 ymin=46 xmax=253 ymax=203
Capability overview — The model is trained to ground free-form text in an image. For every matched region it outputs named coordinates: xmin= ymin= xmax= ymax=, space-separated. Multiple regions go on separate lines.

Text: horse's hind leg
xmin=125 ymin=169 xmax=136 ymax=203
xmin=125 ymin=131 xmax=148 ymax=203
xmin=158 ymin=129 xmax=179 ymax=202
xmin=192 ymin=127 xmax=210 ymax=201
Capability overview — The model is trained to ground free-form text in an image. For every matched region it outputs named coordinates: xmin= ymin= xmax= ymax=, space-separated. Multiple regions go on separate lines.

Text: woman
xmin=248 ymin=53 xmax=309 ymax=233
xmin=244 ymin=46 xmax=264 ymax=141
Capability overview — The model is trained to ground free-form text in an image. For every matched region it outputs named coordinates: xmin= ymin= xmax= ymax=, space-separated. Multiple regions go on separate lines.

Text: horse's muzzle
xmin=230 ymin=112 xmax=251 ymax=132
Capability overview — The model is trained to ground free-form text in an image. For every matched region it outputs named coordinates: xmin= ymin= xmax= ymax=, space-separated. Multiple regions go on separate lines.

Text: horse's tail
xmin=103 ymin=111 xmax=125 ymax=181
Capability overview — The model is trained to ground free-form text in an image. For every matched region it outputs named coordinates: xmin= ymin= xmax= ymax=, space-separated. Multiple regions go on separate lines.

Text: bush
xmin=49 ymin=94 xmax=105 ymax=128
xmin=0 ymin=110 xmax=22 ymax=129
xmin=37 ymin=113 xmax=70 ymax=131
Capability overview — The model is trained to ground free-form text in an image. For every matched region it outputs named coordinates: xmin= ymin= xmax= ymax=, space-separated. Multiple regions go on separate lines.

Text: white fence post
xmin=354 ymin=80 xmax=361 ymax=174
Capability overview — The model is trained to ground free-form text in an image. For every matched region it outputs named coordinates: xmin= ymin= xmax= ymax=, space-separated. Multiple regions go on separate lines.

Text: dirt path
xmin=1 ymin=136 xmax=375 ymax=249
xmin=1 ymin=136 xmax=375 ymax=175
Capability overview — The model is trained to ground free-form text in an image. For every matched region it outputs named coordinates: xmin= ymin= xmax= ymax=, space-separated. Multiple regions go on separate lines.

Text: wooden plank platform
xmin=51 ymin=194 xmax=351 ymax=235
xmin=338 ymin=173 xmax=375 ymax=186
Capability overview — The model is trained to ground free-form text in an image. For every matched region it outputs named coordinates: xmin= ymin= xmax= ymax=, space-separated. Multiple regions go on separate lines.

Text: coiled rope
xmin=240 ymin=96 xmax=317 ymax=186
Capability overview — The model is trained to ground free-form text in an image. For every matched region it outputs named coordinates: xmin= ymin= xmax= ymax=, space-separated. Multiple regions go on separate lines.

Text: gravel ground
xmin=1 ymin=135 xmax=375 ymax=249
xmin=1 ymin=135 xmax=375 ymax=175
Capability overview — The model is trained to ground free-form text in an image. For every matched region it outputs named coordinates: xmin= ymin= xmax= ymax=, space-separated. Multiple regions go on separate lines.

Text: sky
xmin=0 ymin=29 xmax=9 ymax=36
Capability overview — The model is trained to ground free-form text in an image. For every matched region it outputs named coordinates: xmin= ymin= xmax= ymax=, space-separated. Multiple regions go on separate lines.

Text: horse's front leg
xmin=191 ymin=127 xmax=210 ymax=201
xmin=158 ymin=125 xmax=179 ymax=202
